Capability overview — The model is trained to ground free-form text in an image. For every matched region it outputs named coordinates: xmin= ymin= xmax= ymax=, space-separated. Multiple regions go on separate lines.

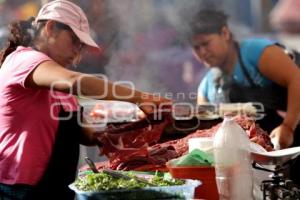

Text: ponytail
xmin=0 ymin=17 xmax=39 ymax=66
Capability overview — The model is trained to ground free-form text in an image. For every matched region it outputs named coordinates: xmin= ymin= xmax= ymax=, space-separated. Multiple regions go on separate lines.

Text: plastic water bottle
xmin=213 ymin=117 xmax=253 ymax=200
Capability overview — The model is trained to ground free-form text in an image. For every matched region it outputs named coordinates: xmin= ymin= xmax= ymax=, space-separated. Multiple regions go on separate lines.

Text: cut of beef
xmin=95 ymin=113 xmax=171 ymax=170
xmin=93 ymin=116 xmax=273 ymax=171
xmin=247 ymin=123 xmax=274 ymax=151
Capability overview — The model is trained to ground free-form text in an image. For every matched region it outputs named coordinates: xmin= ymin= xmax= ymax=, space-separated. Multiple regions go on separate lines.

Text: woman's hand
xmin=270 ymin=124 xmax=294 ymax=149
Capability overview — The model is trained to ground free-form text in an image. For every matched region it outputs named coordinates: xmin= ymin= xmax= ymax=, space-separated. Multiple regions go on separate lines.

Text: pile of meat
xmin=93 ymin=116 xmax=273 ymax=171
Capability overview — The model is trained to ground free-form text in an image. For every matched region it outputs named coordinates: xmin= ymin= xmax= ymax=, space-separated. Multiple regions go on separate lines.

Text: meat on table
xmin=90 ymin=116 xmax=273 ymax=171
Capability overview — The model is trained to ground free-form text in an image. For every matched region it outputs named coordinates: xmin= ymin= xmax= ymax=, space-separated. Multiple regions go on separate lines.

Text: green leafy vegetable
xmin=74 ymin=172 xmax=184 ymax=192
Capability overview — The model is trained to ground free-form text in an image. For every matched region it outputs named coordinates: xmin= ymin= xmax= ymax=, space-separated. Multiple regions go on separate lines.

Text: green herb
xmin=74 ymin=172 xmax=184 ymax=192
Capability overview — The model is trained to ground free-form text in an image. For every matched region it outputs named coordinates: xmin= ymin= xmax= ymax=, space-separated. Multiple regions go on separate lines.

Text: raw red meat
xmin=95 ymin=113 xmax=172 ymax=170
xmin=93 ymin=116 xmax=273 ymax=171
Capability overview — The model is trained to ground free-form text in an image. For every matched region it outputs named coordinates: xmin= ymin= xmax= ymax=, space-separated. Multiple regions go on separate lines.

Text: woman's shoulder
xmin=240 ymin=38 xmax=276 ymax=51
xmin=15 ymin=46 xmax=50 ymax=59
xmin=239 ymin=38 xmax=277 ymax=64
xmin=237 ymin=38 xmax=275 ymax=85
xmin=5 ymin=46 xmax=52 ymax=68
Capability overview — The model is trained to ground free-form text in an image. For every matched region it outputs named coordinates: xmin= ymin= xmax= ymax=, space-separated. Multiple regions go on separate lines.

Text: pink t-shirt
xmin=0 ymin=46 xmax=78 ymax=185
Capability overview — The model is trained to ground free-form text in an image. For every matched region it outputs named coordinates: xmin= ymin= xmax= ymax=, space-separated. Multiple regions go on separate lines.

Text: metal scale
xmin=251 ymin=146 xmax=300 ymax=200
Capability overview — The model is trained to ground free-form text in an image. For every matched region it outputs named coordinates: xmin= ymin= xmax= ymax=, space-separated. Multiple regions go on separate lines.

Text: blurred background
xmin=0 ymin=0 xmax=300 ymax=102
xmin=2 ymin=0 xmax=298 ymax=166
xmin=0 ymin=0 xmax=287 ymax=104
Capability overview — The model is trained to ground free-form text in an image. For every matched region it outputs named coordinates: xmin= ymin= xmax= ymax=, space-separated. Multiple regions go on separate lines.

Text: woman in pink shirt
xmin=0 ymin=1 xmax=171 ymax=200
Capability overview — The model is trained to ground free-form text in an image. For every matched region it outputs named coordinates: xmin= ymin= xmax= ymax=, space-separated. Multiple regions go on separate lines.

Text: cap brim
xmin=70 ymin=26 xmax=101 ymax=51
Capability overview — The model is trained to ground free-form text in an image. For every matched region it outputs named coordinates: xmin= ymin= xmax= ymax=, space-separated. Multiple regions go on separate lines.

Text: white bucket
xmin=188 ymin=137 xmax=214 ymax=154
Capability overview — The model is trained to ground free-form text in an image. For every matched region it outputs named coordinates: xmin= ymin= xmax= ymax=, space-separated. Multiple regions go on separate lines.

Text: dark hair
xmin=0 ymin=17 xmax=46 ymax=66
xmin=0 ymin=18 xmax=74 ymax=66
xmin=190 ymin=9 xmax=229 ymax=35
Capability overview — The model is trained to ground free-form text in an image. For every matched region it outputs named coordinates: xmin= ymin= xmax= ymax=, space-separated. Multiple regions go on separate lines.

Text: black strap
xmin=235 ymin=42 xmax=257 ymax=87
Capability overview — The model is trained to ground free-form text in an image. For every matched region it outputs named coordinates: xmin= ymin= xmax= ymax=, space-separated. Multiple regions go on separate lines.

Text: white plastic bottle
xmin=213 ymin=117 xmax=253 ymax=200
